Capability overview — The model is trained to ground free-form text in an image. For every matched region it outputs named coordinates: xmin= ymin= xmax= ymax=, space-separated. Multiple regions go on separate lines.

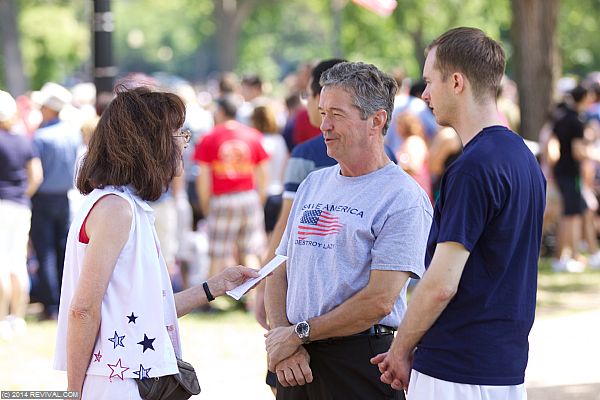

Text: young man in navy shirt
xmin=372 ymin=27 xmax=546 ymax=400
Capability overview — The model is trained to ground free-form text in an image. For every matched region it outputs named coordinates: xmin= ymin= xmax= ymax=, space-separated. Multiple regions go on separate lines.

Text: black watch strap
xmin=203 ymin=281 xmax=215 ymax=302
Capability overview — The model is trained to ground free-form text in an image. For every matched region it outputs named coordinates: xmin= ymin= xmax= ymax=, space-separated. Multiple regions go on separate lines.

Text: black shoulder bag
xmin=135 ymin=358 xmax=201 ymax=400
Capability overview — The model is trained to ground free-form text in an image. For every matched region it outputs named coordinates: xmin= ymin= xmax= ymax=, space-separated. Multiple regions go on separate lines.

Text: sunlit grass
xmin=0 ymin=308 xmax=272 ymax=398
xmin=1 ymin=260 xmax=599 ymax=395
xmin=537 ymin=258 xmax=600 ymax=316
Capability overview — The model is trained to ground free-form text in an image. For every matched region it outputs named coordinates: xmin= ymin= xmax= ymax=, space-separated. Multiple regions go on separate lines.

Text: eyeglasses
xmin=173 ymin=128 xmax=192 ymax=144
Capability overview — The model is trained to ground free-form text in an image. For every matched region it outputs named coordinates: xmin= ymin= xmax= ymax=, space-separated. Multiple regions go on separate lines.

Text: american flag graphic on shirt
xmin=297 ymin=210 xmax=343 ymax=240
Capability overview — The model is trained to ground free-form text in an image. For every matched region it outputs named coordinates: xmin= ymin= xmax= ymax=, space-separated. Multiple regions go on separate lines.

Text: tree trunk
xmin=510 ymin=0 xmax=559 ymax=141
xmin=212 ymin=0 xmax=258 ymax=73
xmin=331 ymin=0 xmax=344 ymax=58
xmin=393 ymin=3 xmax=426 ymax=73
xmin=0 ymin=0 xmax=28 ymax=95
xmin=409 ymin=22 xmax=425 ymax=73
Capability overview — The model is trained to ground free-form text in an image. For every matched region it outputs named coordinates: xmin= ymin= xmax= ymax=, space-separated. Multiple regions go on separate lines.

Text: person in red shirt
xmin=194 ymin=95 xmax=269 ymax=280
xmin=292 ymin=107 xmax=322 ymax=146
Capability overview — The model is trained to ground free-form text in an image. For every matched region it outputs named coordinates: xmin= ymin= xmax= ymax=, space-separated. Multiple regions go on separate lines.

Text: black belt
xmin=359 ymin=324 xmax=396 ymax=336
xmin=311 ymin=324 xmax=396 ymax=344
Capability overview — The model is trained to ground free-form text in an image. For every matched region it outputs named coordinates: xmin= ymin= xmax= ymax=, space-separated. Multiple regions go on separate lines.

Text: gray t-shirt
xmin=276 ymin=162 xmax=433 ymax=328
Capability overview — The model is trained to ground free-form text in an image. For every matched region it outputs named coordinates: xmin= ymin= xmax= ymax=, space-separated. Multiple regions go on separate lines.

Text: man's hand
xmin=265 ymin=325 xmax=301 ymax=371
xmin=275 ymin=347 xmax=313 ymax=387
xmin=370 ymin=346 xmax=413 ymax=391
xmin=208 ymin=265 xmax=259 ymax=297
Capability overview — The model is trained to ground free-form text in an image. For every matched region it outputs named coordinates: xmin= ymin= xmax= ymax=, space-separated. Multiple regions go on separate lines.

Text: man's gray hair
xmin=319 ymin=62 xmax=397 ymax=134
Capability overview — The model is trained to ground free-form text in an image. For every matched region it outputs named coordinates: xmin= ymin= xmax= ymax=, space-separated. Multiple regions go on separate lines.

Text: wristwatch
xmin=294 ymin=320 xmax=310 ymax=343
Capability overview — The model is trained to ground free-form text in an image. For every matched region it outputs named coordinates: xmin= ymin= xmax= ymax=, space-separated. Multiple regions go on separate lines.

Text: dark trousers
xmin=277 ymin=333 xmax=405 ymax=400
xmin=30 ymin=192 xmax=70 ymax=316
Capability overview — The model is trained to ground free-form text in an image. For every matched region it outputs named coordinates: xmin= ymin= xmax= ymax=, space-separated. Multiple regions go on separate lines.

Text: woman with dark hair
xmin=53 ymin=86 xmax=258 ymax=399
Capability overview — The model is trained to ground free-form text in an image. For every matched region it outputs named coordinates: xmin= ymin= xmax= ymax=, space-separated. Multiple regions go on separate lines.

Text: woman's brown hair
xmin=251 ymin=104 xmax=279 ymax=134
xmin=397 ymin=112 xmax=425 ymax=139
xmin=76 ymin=85 xmax=186 ymax=201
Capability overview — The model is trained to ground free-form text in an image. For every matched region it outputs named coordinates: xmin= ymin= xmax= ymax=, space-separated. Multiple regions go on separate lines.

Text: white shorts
xmin=408 ymin=370 xmax=527 ymax=400
xmin=81 ymin=374 xmax=142 ymax=400
xmin=0 ymin=199 xmax=31 ymax=276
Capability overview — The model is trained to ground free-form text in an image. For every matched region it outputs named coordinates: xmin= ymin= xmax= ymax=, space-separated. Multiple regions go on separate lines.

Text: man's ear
xmin=452 ymin=72 xmax=466 ymax=94
xmin=371 ymin=109 xmax=388 ymax=132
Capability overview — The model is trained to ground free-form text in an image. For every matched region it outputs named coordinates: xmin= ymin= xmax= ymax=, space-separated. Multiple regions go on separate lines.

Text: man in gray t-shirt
xmin=265 ymin=62 xmax=432 ymax=400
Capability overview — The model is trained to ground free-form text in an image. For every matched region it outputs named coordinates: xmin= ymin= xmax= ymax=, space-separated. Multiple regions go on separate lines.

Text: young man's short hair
xmin=428 ymin=27 xmax=505 ymax=101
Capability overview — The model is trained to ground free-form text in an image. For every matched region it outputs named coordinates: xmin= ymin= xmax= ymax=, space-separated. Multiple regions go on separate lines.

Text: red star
xmin=93 ymin=350 xmax=102 ymax=362
xmin=107 ymin=358 xmax=129 ymax=381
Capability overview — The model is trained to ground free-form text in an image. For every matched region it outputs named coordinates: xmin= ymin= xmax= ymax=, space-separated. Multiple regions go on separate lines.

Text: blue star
xmin=127 ymin=312 xmax=138 ymax=324
xmin=137 ymin=334 xmax=156 ymax=353
xmin=108 ymin=331 xmax=125 ymax=349
xmin=133 ymin=364 xmax=152 ymax=380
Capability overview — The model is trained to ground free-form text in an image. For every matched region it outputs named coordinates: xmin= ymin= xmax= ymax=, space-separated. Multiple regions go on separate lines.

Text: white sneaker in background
xmin=0 ymin=320 xmax=13 ymax=341
xmin=552 ymin=257 xmax=585 ymax=273
xmin=565 ymin=258 xmax=586 ymax=273
xmin=552 ymin=258 xmax=567 ymax=272
xmin=588 ymin=251 xmax=600 ymax=270
xmin=6 ymin=315 xmax=27 ymax=336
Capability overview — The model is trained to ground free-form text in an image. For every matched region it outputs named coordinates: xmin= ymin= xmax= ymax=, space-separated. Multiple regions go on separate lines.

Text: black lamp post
xmin=93 ymin=0 xmax=116 ymax=114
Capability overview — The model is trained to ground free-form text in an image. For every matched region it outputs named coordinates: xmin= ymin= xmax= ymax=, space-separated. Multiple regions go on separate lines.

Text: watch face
xmin=296 ymin=321 xmax=309 ymax=338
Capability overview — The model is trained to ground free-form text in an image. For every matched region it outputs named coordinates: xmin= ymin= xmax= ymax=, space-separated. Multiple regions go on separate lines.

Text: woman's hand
xmin=176 ymin=265 xmax=258 ymax=316
xmin=207 ymin=265 xmax=260 ymax=297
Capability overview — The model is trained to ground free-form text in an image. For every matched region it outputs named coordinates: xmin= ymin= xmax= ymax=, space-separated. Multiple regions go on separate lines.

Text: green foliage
xmin=236 ymin=0 xmax=511 ymax=85
xmin=0 ymin=53 xmax=5 ymax=91
xmin=19 ymin=2 xmax=89 ymax=89
xmin=237 ymin=0 xmax=332 ymax=83
xmin=112 ymin=0 xmax=213 ymax=80
xmin=7 ymin=0 xmax=599 ymax=90
xmin=558 ymin=0 xmax=600 ymax=77
xmin=339 ymin=0 xmax=511 ymax=80
xmin=342 ymin=3 xmax=412 ymax=72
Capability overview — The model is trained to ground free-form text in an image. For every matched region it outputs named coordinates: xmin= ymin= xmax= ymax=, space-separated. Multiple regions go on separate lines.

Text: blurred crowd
xmin=540 ymin=75 xmax=600 ymax=272
xmin=1 ymin=64 xmax=600 ymax=340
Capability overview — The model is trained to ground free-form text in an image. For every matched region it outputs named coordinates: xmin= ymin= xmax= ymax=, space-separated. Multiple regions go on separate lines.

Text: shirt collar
xmin=122 ymin=186 xmax=154 ymax=213
xmin=40 ymin=118 xmax=61 ymax=128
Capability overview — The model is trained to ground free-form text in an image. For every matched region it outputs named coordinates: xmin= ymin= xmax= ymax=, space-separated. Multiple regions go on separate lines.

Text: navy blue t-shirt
xmin=0 ymin=130 xmax=37 ymax=206
xmin=413 ymin=126 xmax=546 ymax=385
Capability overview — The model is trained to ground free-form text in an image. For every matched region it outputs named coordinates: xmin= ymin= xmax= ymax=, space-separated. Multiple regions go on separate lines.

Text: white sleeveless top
xmin=54 ymin=186 xmax=181 ymax=380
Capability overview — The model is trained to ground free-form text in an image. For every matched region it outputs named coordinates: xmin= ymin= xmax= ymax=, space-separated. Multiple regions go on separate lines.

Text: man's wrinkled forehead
xmin=318 ymin=86 xmax=357 ymax=112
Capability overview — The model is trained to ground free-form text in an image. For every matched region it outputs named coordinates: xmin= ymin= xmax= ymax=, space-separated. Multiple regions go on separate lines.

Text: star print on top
xmin=108 ymin=331 xmax=125 ymax=349
xmin=133 ymin=364 xmax=152 ymax=380
xmin=127 ymin=312 xmax=138 ymax=324
xmin=297 ymin=210 xmax=343 ymax=240
xmin=107 ymin=358 xmax=129 ymax=381
xmin=53 ymin=186 xmax=181 ymax=379
xmin=137 ymin=334 xmax=156 ymax=352
xmin=93 ymin=350 xmax=102 ymax=362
